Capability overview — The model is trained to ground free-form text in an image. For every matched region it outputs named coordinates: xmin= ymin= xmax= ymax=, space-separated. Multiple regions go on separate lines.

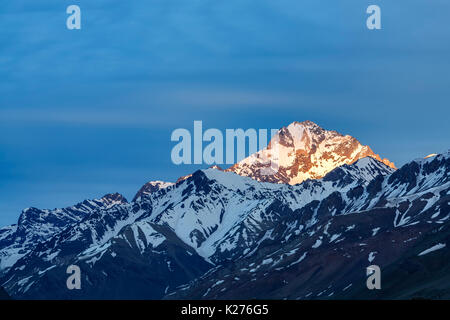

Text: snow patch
xmin=418 ymin=243 xmax=446 ymax=256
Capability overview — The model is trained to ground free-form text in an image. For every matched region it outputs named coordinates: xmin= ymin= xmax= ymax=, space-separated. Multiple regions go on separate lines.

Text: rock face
xmin=227 ymin=121 xmax=396 ymax=185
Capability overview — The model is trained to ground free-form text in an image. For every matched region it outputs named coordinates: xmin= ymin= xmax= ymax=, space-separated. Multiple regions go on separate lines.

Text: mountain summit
xmin=227 ymin=121 xmax=395 ymax=184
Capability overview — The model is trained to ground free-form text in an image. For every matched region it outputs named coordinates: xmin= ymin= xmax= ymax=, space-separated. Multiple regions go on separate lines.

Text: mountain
xmin=1 ymin=152 xmax=448 ymax=299
xmin=227 ymin=121 xmax=395 ymax=184
xmin=0 ymin=193 xmax=128 ymax=276
xmin=0 ymin=120 xmax=448 ymax=300
xmin=169 ymin=152 xmax=450 ymax=299
xmin=0 ymin=156 xmax=397 ymax=299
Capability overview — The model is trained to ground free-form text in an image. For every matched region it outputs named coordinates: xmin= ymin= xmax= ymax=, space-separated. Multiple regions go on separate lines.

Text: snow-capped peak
xmin=227 ymin=121 xmax=396 ymax=185
xmin=425 ymin=153 xmax=438 ymax=159
xmin=101 ymin=193 xmax=128 ymax=205
xmin=133 ymin=180 xmax=175 ymax=201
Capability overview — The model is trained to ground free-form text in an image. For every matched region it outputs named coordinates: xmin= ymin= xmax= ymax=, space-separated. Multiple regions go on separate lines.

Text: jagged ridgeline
xmin=0 ymin=122 xmax=448 ymax=299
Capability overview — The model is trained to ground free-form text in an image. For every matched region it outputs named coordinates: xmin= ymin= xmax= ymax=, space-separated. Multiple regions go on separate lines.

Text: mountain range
xmin=0 ymin=121 xmax=448 ymax=299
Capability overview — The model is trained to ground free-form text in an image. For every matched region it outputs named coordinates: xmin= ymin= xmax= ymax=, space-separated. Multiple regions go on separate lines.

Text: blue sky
xmin=1 ymin=0 xmax=449 ymax=226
